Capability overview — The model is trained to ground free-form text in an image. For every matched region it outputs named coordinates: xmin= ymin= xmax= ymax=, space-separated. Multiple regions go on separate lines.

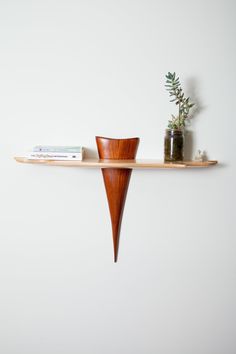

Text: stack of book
xmin=27 ymin=146 xmax=84 ymax=161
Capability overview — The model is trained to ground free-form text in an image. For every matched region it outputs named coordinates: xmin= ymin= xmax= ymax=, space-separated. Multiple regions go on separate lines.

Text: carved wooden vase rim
xmin=95 ymin=136 xmax=139 ymax=141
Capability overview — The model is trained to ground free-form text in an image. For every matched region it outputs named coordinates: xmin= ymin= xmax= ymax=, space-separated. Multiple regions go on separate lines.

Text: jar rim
xmin=165 ymin=128 xmax=184 ymax=135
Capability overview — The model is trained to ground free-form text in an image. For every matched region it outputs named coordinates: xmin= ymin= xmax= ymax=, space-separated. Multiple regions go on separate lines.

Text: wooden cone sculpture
xmin=96 ymin=136 xmax=139 ymax=262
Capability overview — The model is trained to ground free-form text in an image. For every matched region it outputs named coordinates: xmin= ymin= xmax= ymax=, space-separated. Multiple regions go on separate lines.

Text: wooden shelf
xmin=14 ymin=157 xmax=218 ymax=169
xmin=14 ymin=134 xmax=219 ymax=262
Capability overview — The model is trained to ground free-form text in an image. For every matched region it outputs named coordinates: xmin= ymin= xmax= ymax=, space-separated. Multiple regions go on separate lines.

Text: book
xmin=33 ymin=145 xmax=84 ymax=153
xmin=27 ymin=152 xmax=83 ymax=161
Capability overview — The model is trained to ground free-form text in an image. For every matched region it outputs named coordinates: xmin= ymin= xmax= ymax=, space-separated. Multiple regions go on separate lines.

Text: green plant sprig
xmin=165 ymin=72 xmax=194 ymax=129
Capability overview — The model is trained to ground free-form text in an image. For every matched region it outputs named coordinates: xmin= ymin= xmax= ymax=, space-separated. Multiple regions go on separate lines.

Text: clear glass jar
xmin=164 ymin=129 xmax=184 ymax=162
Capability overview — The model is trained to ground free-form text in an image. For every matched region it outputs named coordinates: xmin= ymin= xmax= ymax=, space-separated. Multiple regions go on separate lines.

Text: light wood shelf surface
xmin=14 ymin=157 xmax=218 ymax=169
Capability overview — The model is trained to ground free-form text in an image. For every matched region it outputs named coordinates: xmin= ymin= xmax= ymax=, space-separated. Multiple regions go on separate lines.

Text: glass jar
xmin=164 ymin=129 xmax=184 ymax=162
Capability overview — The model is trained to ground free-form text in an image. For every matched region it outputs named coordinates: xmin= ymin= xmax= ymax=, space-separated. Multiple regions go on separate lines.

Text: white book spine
xmin=27 ymin=152 xmax=83 ymax=161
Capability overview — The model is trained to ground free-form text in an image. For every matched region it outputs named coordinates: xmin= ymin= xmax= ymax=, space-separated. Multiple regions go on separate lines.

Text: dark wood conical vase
xmin=96 ymin=136 xmax=139 ymax=262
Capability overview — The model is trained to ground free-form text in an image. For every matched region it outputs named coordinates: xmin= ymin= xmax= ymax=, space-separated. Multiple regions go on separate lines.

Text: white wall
xmin=0 ymin=0 xmax=235 ymax=353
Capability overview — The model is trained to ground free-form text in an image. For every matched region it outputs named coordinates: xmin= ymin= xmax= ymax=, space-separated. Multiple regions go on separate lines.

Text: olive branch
xmin=165 ymin=72 xmax=195 ymax=129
